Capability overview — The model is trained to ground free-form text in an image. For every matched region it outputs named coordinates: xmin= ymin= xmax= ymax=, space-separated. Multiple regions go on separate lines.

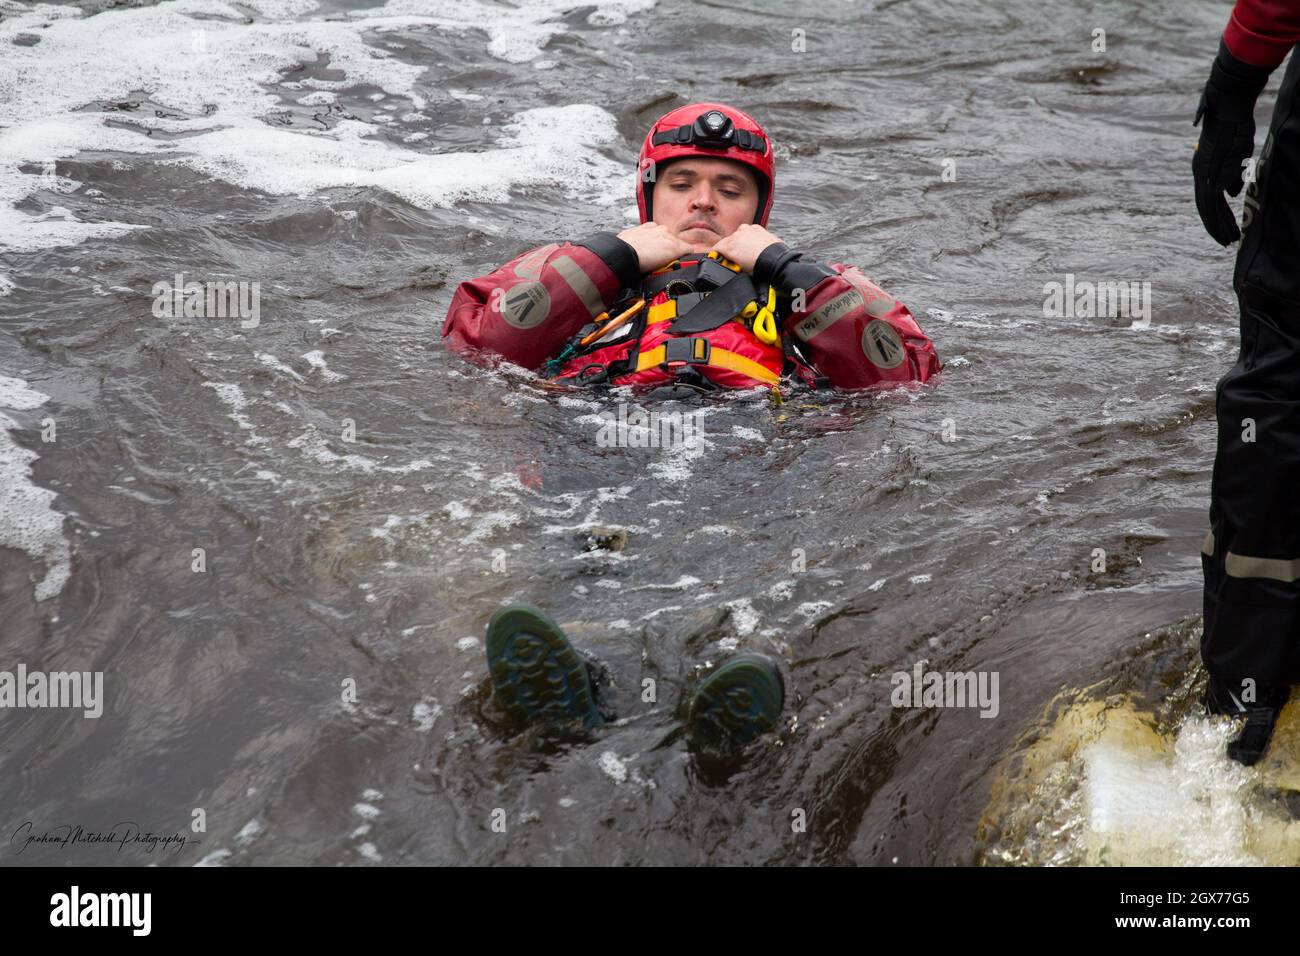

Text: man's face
xmin=653 ymin=157 xmax=760 ymax=252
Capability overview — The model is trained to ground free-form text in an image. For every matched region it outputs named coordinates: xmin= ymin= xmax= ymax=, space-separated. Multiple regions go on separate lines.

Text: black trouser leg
xmin=1202 ymin=47 xmax=1300 ymax=689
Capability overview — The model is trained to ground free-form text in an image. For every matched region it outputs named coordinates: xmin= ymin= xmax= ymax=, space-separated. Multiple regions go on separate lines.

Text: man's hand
xmin=1194 ymin=41 xmax=1271 ymax=246
xmin=710 ymin=224 xmax=783 ymax=273
xmin=616 ymin=222 xmax=693 ymax=273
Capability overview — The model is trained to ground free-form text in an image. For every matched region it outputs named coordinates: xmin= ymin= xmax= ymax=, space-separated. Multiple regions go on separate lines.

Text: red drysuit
xmin=441 ymin=231 xmax=941 ymax=391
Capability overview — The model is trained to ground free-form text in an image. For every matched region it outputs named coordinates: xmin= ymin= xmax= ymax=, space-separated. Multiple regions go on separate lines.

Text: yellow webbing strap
xmin=634 ymin=342 xmax=780 ymax=385
xmin=647 ymin=300 xmax=677 ymax=325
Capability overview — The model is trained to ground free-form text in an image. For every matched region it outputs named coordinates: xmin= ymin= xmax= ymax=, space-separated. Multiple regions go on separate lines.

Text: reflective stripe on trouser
xmin=1202 ymin=45 xmax=1300 ymax=688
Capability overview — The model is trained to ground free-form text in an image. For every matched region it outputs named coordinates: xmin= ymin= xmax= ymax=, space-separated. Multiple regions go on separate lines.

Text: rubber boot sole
xmin=687 ymin=653 xmax=784 ymax=751
xmin=486 ymin=604 xmax=602 ymax=729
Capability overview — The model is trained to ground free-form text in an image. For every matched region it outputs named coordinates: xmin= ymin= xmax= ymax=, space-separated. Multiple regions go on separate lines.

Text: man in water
xmin=442 ymin=102 xmax=941 ymax=750
xmin=1195 ymin=0 xmax=1300 ymax=764
xmin=443 ymin=101 xmax=941 ymax=391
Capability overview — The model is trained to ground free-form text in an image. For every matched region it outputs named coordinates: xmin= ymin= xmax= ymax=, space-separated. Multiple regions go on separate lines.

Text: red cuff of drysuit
xmin=1223 ymin=0 xmax=1300 ymax=68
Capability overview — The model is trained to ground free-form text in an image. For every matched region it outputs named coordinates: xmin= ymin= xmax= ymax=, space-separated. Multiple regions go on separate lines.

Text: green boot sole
xmin=687 ymin=653 xmax=784 ymax=751
xmin=486 ymin=604 xmax=602 ymax=729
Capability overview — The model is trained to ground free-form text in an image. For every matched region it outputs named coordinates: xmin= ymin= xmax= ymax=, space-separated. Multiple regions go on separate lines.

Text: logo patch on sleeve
xmin=862 ymin=319 xmax=906 ymax=369
xmin=793 ymin=289 xmax=864 ymax=342
xmin=502 ymin=281 xmax=551 ymax=329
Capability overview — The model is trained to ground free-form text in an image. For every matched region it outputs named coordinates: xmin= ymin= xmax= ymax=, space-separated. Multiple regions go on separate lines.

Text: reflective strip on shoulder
xmin=551 ymin=255 xmax=606 ymax=319
xmin=1225 ymin=550 xmax=1300 ymax=582
xmin=1201 ymin=530 xmax=1214 ymax=557
xmin=792 ymin=288 xmax=865 ymax=342
xmin=514 ymin=243 xmax=561 ymax=280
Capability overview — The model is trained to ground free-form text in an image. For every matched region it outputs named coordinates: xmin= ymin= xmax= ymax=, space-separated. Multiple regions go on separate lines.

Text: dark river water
xmin=3 ymin=0 xmax=1299 ymax=866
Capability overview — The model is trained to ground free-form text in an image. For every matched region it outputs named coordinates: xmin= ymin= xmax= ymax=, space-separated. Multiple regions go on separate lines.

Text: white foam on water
xmin=765 ymin=579 xmax=795 ymax=601
xmin=794 ymin=600 xmax=833 ymax=623
xmin=984 ymin=695 xmax=1300 ymax=866
xmin=255 ymin=352 xmax=305 ymax=382
xmin=723 ymin=598 xmax=760 ymax=636
xmin=0 ymin=375 xmax=48 ymax=411
xmin=0 ymin=375 xmax=72 ymax=602
xmin=442 ymin=500 xmax=472 ymax=520
xmin=459 ymin=509 xmax=520 ymax=544
xmin=646 ymin=437 xmax=710 ymax=484
xmin=0 ymin=0 xmax=643 ymax=250
xmin=411 ymin=697 xmax=441 ymax=732
xmin=369 ymin=514 xmax=403 ymax=537
xmin=202 ymin=381 xmax=268 ymax=445
xmin=301 ymin=349 xmax=346 ymax=382
xmin=597 ymin=750 xmax=627 ymax=784
xmin=1079 ymin=714 xmax=1275 ymax=866
xmin=628 ymin=574 xmax=700 ymax=592
xmin=355 ymin=0 xmax=655 ymax=63
xmin=193 ymin=848 xmax=232 ymax=866
xmin=285 ymin=424 xmax=432 ymax=474
xmin=0 ymin=275 xmax=14 ymax=296
xmin=638 ymin=604 xmax=680 ymax=621
xmin=242 ymin=0 xmax=321 ymax=16
xmin=233 ymin=819 xmax=264 ymax=847
xmin=169 ymin=103 xmax=627 ymax=210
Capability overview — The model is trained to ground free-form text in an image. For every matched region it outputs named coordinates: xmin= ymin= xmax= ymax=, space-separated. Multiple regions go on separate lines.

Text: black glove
xmin=1193 ymin=40 xmax=1272 ymax=245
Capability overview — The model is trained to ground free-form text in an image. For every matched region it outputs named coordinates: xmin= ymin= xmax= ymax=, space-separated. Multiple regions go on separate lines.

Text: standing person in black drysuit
xmin=1195 ymin=0 xmax=1300 ymax=764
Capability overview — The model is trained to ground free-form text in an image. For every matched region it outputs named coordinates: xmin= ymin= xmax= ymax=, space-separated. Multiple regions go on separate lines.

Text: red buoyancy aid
xmin=551 ymin=256 xmax=820 ymax=390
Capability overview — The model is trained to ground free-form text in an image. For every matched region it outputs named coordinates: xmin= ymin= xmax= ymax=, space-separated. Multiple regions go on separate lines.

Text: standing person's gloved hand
xmin=1194 ymin=40 xmax=1273 ymax=245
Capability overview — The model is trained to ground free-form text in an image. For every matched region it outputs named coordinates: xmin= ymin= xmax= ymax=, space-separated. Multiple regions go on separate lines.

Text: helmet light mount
xmin=638 ymin=102 xmax=775 ymax=226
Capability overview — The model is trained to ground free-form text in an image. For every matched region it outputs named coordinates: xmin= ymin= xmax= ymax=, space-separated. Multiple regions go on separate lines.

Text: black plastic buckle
xmin=693 ymin=257 xmax=737 ymax=291
xmin=662 ymin=337 xmax=710 ymax=366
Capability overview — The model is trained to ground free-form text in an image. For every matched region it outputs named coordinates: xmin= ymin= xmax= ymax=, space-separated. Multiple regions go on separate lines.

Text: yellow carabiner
xmin=751 ymin=285 xmax=779 ymax=345
xmin=707 ymin=250 xmax=743 ymax=273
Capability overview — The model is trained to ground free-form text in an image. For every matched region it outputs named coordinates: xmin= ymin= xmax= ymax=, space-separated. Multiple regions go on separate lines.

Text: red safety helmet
xmin=637 ymin=102 xmax=775 ymax=228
